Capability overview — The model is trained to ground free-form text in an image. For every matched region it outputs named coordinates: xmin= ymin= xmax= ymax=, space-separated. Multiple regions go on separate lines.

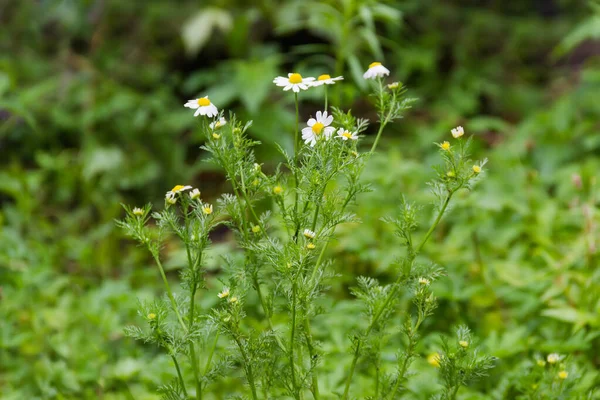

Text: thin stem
xmin=189 ymin=344 xmax=202 ymax=400
xmin=303 ymin=318 xmax=320 ymax=399
xmin=171 ymin=354 xmax=188 ymax=398
xmin=233 ymin=336 xmax=259 ymax=400
xmin=294 ymin=92 xmax=300 ymax=157
xmin=342 ymin=193 xmax=454 ymax=400
xmin=388 ymin=315 xmax=424 ymax=399
xmin=289 ymin=280 xmax=299 ymax=397
xmin=204 ymin=330 xmax=220 ymax=374
xmin=151 ymin=253 xmax=187 ymax=331
xmin=450 ymin=385 xmax=460 ymax=400
xmin=324 ymin=86 xmax=328 ymax=111
xmin=252 ymin=274 xmax=288 ymax=353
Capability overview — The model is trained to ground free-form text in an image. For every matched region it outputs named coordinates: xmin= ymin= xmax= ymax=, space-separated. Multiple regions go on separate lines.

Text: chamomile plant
xmin=119 ymin=62 xmax=493 ymax=399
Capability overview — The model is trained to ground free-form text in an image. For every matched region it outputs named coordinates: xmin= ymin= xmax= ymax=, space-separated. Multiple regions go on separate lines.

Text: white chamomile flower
xmin=165 ymin=192 xmax=177 ymax=205
xmin=184 ymin=96 xmax=218 ymax=117
xmin=167 ymin=185 xmax=192 ymax=197
xmin=301 ymin=111 xmax=335 ymax=147
xmin=336 ymin=128 xmax=358 ymax=141
xmin=451 ymin=126 xmax=464 ymax=138
xmin=132 ymin=207 xmax=144 ymax=216
xmin=189 ymin=188 xmax=201 ymax=200
xmin=363 ymin=62 xmax=390 ymax=79
xmin=547 ymin=353 xmax=560 ymax=364
xmin=311 ymin=74 xmax=344 ymax=87
xmin=209 ymin=117 xmax=227 ymax=130
xmin=273 ymin=73 xmax=315 ymax=92
xmin=303 ymin=229 xmax=316 ymax=239
xmin=218 ymin=287 xmax=230 ymax=299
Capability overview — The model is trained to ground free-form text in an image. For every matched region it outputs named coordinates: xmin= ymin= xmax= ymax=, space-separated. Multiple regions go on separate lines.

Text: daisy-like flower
xmin=336 ymin=128 xmax=358 ymax=141
xmin=440 ymin=141 xmax=451 ymax=151
xmin=306 ymin=243 xmax=316 ymax=250
xmin=418 ymin=277 xmax=430 ymax=285
xmin=209 ymin=117 xmax=227 ymax=130
xmin=558 ymin=371 xmax=568 ymax=380
xmin=202 ymin=204 xmax=213 ymax=215
xmin=273 ymin=73 xmax=315 ymax=92
xmin=427 ymin=353 xmax=440 ymax=368
xmin=184 ymin=96 xmax=218 ymax=117
xmin=273 ymin=185 xmax=283 ymax=195
xmin=311 ymin=74 xmax=343 ymax=87
xmin=165 ymin=192 xmax=177 ymax=205
xmin=229 ymin=296 xmax=238 ymax=304
xmin=473 ymin=165 xmax=482 ymax=174
xmin=189 ymin=188 xmax=201 ymax=200
xmin=387 ymin=82 xmax=400 ymax=89
xmin=132 ymin=207 xmax=144 ymax=216
xmin=167 ymin=185 xmax=192 ymax=197
xmin=363 ymin=62 xmax=390 ymax=79
xmin=547 ymin=353 xmax=560 ymax=364
xmin=303 ymin=229 xmax=316 ymax=239
xmin=218 ymin=287 xmax=230 ymax=299
xmin=252 ymin=225 xmax=261 ymax=233
xmin=459 ymin=341 xmax=469 ymax=348
xmin=147 ymin=313 xmax=156 ymax=320
xmin=451 ymin=126 xmax=464 ymax=138
xmin=301 ymin=111 xmax=335 ymax=147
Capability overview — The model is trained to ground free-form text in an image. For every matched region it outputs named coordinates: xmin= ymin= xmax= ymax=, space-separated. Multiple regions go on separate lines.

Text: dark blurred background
xmin=1 ymin=0 xmax=599 ymax=398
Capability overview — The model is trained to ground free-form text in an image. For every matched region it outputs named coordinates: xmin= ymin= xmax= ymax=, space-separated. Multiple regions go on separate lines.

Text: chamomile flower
xmin=209 ymin=117 xmax=227 ymax=130
xmin=558 ymin=371 xmax=568 ymax=380
xmin=363 ymin=62 xmax=390 ymax=79
xmin=440 ymin=141 xmax=451 ymax=151
xmin=202 ymin=204 xmax=213 ymax=215
xmin=451 ymin=126 xmax=464 ymax=138
xmin=303 ymin=229 xmax=316 ymax=239
xmin=165 ymin=192 xmax=177 ymax=205
xmin=547 ymin=353 xmax=560 ymax=364
xmin=387 ymin=82 xmax=400 ymax=89
xmin=418 ymin=277 xmax=430 ymax=285
xmin=311 ymin=74 xmax=344 ymax=87
xmin=184 ymin=96 xmax=218 ymax=117
xmin=189 ymin=188 xmax=201 ymax=200
xmin=167 ymin=185 xmax=193 ymax=196
xmin=459 ymin=340 xmax=469 ymax=348
xmin=132 ymin=207 xmax=144 ymax=216
xmin=273 ymin=185 xmax=283 ymax=195
xmin=301 ymin=111 xmax=335 ymax=147
xmin=427 ymin=353 xmax=440 ymax=368
xmin=218 ymin=287 xmax=230 ymax=299
xmin=336 ymin=128 xmax=358 ymax=141
xmin=273 ymin=73 xmax=315 ymax=92
xmin=306 ymin=243 xmax=316 ymax=250
xmin=473 ymin=165 xmax=482 ymax=174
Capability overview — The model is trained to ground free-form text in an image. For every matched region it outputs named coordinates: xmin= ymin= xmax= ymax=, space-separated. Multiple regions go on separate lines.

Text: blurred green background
xmin=1 ymin=0 xmax=599 ymax=398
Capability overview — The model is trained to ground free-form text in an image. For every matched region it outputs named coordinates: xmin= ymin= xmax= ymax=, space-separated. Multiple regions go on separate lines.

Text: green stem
xmin=290 ymin=281 xmax=299 ymax=398
xmin=294 ymin=92 xmax=300 ymax=157
xmin=324 ymin=86 xmax=328 ymax=111
xmin=450 ymin=385 xmax=460 ymax=400
xmin=204 ymin=330 xmax=220 ymax=374
xmin=233 ymin=336 xmax=259 ymax=400
xmin=151 ymin=253 xmax=187 ymax=331
xmin=171 ymin=354 xmax=188 ymax=398
xmin=303 ymin=318 xmax=320 ymax=399
xmin=388 ymin=316 xmax=424 ymax=399
xmin=342 ymin=193 xmax=453 ymax=400
xmin=189 ymin=344 xmax=202 ymax=400
xmin=252 ymin=274 xmax=287 ymax=353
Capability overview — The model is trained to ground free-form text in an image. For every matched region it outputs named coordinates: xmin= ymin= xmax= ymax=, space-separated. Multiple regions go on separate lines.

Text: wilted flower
xmin=451 ymin=126 xmax=464 ymax=138
xmin=301 ymin=111 xmax=335 ymax=147
xmin=273 ymin=73 xmax=315 ymax=92
xmin=311 ymin=74 xmax=343 ymax=86
xmin=184 ymin=96 xmax=218 ymax=117
xmin=363 ymin=62 xmax=390 ymax=79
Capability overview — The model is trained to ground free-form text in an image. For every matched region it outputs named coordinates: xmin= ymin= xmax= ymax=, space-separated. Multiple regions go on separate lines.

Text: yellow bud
xmin=427 ymin=353 xmax=440 ymax=368
xmin=473 ymin=165 xmax=481 ymax=174
xmin=558 ymin=370 xmax=568 ymax=380
xmin=147 ymin=313 xmax=156 ymax=320
xmin=273 ymin=186 xmax=283 ymax=195
xmin=252 ymin=225 xmax=261 ymax=233
xmin=459 ymin=340 xmax=469 ymax=348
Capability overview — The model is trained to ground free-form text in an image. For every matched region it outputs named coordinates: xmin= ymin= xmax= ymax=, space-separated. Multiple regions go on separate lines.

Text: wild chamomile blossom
xmin=132 ymin=207 xmax=144 ymax=216
xmin=311 ymin=74 xmax=343 ymax=86
xmin=363 ymin=62 xmax=390 ymax=79
xmin=301 ymin=111 xmax=335 ymax=147
xmin=451 ymin=126 xmax=464 ymax=138
xmin=473 ymin=165 xmax=482 ymax=174
xmin=441 ymin=141 xmax=451 ymax=151
xmin=547 ymin=353 xmax=560 ymax=364
xmin=165 ymin=192 xmax=177 ymax=205
xmin=273 ymin=73 xmax=315 ymax=92
xmin=189 ymin=188 xmax=201 ymax=200
xmin=202 ymin=204 xmax=213 ymax=215
xmin=218 ymin=287 xmax=230 ymax=299
xmin=336 ymin=128 xmax=358 ymax=141
xmin=303 ymin=229 xmax=316 ymax=239
xmin=209 ymin=117 xmax=227 ymax=130
xmin=184 ymin=96 xmax=218 ymax=117
xmin=165 ymin=185 xmax=192 ymax=204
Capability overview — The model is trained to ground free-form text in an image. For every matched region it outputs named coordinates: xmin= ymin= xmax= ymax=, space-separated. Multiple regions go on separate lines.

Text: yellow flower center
xmin=197 ymin=97 xmax=211 ymax=107
xmin=171 ymin=185 xmax=185 ymax=192
xmin=473 ymin=165 xmax=481 ymax=173
xmin=318 ymin=74 xmax=331 ymax=81
xmin=369 ymin=62 xmax=382 ymax=68
xmin=147 ymin=313 xmax=156 ymax=320
xmin=441 ymin=141 xmax=450 ymax=151
xmin=342 ymin=131 xmax=352 ymax=139
xmin=212 ymin=133 xmax=220 ymax=139
xmin=289 ymin=73 xmax=303 ymax=84
xmin=312 ymin=122 xmax=325 ymax=135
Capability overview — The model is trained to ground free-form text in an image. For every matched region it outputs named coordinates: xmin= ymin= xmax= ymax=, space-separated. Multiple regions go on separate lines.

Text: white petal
xmin=303 ymin=77 xmax=315 ymax=83
xmin=324 ymin=115 xmax=333 ymax=125
xmin=298 ymin=84 xmax=308 ymax=91
xmin=315 ymin=111 xmax=322 ymax=120
xmin=283 ymin=85 xmax=293 ymax=91
xmin=194 ymin=108 xmax=202 ymax=117
xmin=307 ymin=118 xmax=316 ymax=127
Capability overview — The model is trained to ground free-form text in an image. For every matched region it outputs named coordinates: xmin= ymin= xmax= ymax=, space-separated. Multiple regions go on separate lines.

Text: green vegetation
xmin=1 ymin=1 xmax=599 ymax=399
